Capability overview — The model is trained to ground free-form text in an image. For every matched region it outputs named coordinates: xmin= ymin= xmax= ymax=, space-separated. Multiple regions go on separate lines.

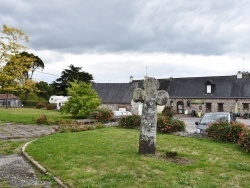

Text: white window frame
xmin=207 ymin=85 xmax=212 ymax=94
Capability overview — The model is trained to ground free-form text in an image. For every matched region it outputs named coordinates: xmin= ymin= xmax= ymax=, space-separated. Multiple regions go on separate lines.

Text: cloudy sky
xmin=1 ymin=0 xmax=250 ymax=83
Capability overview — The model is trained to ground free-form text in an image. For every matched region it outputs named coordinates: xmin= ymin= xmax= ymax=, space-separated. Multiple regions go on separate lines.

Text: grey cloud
xmin=1 ymin=0 xmax=250 ymax=56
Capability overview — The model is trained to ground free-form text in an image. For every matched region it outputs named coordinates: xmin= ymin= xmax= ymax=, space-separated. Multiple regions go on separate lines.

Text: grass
xmin=0 ymin=140 xmax=25 ymax=155
xmin=26 ymin=127 xmax=250 ymax=188
xmin=0 ymin=108 xmax=72 ymax=124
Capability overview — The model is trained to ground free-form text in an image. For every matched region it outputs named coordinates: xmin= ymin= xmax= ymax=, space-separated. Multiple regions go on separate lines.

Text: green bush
xmin=58 ymin=120 xmax=104 ymax=133
xmin=46 ymin=103 xmax=57 ymax=110
xmin=238 ymin=128 xmax=250 ymax=153
xmin=36 ymin=102 xmax=46 ymax=109
xmin=119 ymin=115 xmax=141 ymax=129
xmin=22 ymin=100 xmax=40 ymax=107
xmin=89 ymin=108 xmax=113 ymax=123
xmin=35 ymin=114 xmax=51 ymax=125
xmin=206 ymin=121 xmax=246 ymax=143
xmin=162 ymin=106 xmax=174 ymax=119
xmin=157 ymin=115 xmax=186 ymax=133
xmin=60 ymin=81 xmax=101 ymax=118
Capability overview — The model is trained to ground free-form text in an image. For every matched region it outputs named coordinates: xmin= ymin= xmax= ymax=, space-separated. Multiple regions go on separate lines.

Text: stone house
xmin=0 ymin=94 xmax=22 ymax=108
xmin=132 ymin=72 xmax=250 ymax=116
xmin=92 ymin=82 xmax=137 ymax=112
xmin=93 ymin=72 xmax=250 ymax=116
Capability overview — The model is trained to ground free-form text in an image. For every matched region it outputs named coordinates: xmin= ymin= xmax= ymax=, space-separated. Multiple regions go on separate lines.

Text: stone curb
xmin=22 ymin=140 xmax=69 ymax=188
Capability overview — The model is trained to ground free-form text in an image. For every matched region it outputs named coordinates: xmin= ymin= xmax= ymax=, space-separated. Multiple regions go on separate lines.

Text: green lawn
xmin=0 ymin=108 xmax=72 ymax=124
xmin=0 ymin=140 xmax=25 ymax=155
xmin=26 ymin=127 xmax=250 ymax=188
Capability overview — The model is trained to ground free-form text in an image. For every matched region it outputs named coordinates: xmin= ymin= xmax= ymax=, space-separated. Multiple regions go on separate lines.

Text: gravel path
xmin=0 ymin=154 xmax=51 ymax=187
xmin=0 ymin=123 xmax=58 ymax=188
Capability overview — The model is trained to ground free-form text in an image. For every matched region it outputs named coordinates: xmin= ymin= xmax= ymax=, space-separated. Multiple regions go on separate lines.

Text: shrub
xmin=162 ymin=106 xmax=174 ymax=119
xmin=46 ymin=103 xmax=57 ymax=110
xmin=157 ymin=115 xmax=186 ymax=133
xmin=22 ymin=100 xmax=41 ymax=107
xmin=58 ymin=120 xmax=104 ymax=133
xmin=34 ymin=114 xmax=58 ymax=125
xmin=36 ymin=102 xmax=46 ymax=109
xmin=35 ymin=114 xmax=51 ymax=125
xmin=119 ymin=115 xmax=141 ymax=129
xmin=89 ymin=108 xmax=113 ymax=123
xmin=206 ymin=121 xmax=246 ymax=143
xmin=60 ymin=81 xmax=101 ymax=118
xmin=238 ymin=128 xmax=250 ymax=153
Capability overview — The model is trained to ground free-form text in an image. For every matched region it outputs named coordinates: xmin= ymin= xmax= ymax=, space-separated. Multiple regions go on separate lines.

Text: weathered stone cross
xmin=133 ymin=77 xmax=169 ymax=155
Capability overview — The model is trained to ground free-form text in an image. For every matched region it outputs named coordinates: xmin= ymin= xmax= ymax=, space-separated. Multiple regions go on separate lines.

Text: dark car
xmin=195 ymin=112 xmax=236 ymax=133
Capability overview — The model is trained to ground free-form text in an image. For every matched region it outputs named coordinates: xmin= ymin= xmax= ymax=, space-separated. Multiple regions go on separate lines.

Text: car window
xmin=200 ymin=114 xmax=228 ymax=124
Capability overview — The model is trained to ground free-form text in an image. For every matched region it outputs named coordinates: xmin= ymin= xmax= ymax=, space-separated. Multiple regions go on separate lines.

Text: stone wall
xmin=170 ymin=98 xmax=250 ymax=116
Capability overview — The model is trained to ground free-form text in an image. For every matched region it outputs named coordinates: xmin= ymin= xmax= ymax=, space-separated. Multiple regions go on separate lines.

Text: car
xmin=113 ymin=111 xmax=132 ymax=117
xmin=195 ymin=112 xmax=236 ymax=133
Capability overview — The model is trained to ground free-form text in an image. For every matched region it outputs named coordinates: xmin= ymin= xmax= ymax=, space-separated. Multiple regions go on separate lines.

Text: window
xmin=171 ymin=101 xmax=174 ymax=107
xmin=218 ymin=103 xmax=224 ymax=112
xmin=243 ymin=103 xmax=249 ymax=111
xmin=205 ymin=80 xmax=215 ymax=94
xmin=206 ymin=85 xmax=212 ymax=94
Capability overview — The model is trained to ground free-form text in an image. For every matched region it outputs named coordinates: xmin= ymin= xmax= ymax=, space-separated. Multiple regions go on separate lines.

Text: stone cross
xmin=133 ymin=77 xmax=169 ymax=155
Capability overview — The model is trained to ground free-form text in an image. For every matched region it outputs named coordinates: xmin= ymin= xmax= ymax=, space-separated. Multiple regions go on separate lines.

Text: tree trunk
xmin=5 ymin=90 xmax=9 ymax=109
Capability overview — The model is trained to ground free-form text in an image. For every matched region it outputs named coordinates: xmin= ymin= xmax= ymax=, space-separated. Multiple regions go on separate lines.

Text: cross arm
xmin=156 ymin=90 xmax=169 ymax=106
xmin=132 ymin=88 xmax=144 ymax=103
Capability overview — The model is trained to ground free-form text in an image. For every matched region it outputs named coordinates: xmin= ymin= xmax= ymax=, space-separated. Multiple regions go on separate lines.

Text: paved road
xmin=175 ymin=114 xmax=250 ymax=133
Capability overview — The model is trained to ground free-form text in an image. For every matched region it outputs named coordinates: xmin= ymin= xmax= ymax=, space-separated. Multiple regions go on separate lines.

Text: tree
xmin=0 ymin=25 xmax=43 ymax=103
xmin=0 ymin=24 xmax=29 ymax=66
xmin=5 ymin=51 xmax=44 ymax=100
xmin=18 ymin=51 xmax=44 ymax=80
xmin=35 ymin=81 xmax=53 ymax=101
xmin=0 ymin=24 xmax=29 ymax=107
xmin=61 ymin=80 xmax=101 ymax=118
xmin=52 ymin=64 xmax=93 ymax=96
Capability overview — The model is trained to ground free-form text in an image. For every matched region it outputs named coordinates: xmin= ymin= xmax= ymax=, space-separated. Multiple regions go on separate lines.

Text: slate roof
xmin=133 ymin=75 xmax=250 ymax=99
xmin=0 ymin=94 xmax=20 ymax=100
xmin=93 ymin=74 xmax=250 ymax=104
xmin=132 ymin=78 xmax=171 ymax=91
xmin=92 ymin=83 xmax=137 ymax=104
xmin=167 ymin=75 xmax=250 ymax=99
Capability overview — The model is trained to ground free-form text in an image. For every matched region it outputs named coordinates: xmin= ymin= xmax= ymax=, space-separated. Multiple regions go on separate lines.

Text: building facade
xmin=93 ymin=72 xmax=250 ymax=116
xmin=0 ymin=94 xmax=22 ymax=108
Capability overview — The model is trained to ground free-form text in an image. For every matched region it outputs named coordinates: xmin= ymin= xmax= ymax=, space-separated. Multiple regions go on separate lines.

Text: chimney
xmin=237 ymin=71 xmax=242 ymax=79
xmin=129 ymin=76 xmax=133 ymax=83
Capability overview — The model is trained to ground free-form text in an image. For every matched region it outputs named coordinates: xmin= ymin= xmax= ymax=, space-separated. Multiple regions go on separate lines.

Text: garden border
xmin=22 ymin=140 xmax=69 ymax=188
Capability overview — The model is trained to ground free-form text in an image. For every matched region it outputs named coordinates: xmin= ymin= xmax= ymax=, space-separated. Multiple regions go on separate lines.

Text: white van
xmin=49 ymin=95 xmax=70 ymax=110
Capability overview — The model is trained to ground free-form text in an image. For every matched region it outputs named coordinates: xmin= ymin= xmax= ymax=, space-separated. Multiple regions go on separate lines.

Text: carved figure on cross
xmin=133 ymin=77 xmax=169 ymax=155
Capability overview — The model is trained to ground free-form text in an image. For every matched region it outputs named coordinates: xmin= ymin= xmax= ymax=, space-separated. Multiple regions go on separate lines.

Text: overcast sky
xmin=1 ymin=0 xmax=250 ymax=83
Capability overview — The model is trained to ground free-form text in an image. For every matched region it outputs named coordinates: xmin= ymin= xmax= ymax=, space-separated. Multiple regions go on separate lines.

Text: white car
xmin=113 ymin=111 xmax=132 ymax=117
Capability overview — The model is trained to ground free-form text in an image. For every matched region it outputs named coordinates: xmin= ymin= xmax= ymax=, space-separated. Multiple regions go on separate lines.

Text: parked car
xmin=195 ymin=112 xmax=236 ymax=133
xmin=113 ymin=111 xmax=132 ymax=117
xmin=243 ymin=113 xmax=250 ymax=119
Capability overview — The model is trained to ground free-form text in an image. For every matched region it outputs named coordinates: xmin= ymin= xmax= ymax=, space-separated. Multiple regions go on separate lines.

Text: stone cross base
xmin=139 ymin=139 xmax=155 ymax=155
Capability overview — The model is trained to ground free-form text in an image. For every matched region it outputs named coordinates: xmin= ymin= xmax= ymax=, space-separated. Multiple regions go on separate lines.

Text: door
xmin=177 ymin=101 xmax=184 ymax=114
xmin=206 ymin=103 xmax=211 ymax=113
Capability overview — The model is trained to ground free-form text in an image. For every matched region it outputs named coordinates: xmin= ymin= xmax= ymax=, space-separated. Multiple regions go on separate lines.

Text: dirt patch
xmin=155 ymin=152 xmax=195 ymax=165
